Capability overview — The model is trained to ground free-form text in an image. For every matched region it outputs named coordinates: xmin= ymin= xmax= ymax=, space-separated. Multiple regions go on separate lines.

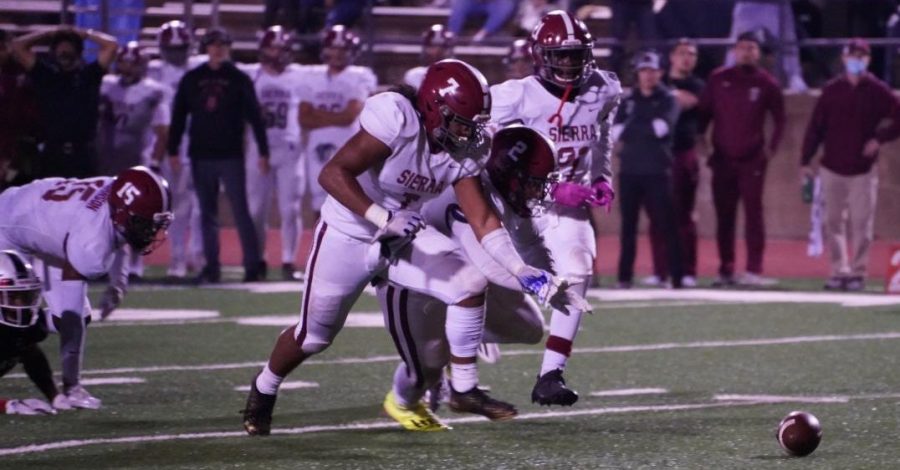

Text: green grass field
xmin=1 ymin=275 xmax=899 ymax=469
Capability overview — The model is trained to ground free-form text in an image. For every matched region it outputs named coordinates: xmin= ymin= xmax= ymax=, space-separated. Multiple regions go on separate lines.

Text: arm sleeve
xmin=801 ymin=94 xmax=827 ymax=165
xmin=242 ymin=74 xmax=270 ymax=156
xmin=166 ymin=75 xmax=189 ymax=155
xmin=767 ymin=80 xmax=786 ymax=153
xmin=590 ymin=90 xmax=621 ymax=184
xmin=875 ymin=86 xmax=900 ymax=143
xmin=20 ymin=343 xmax=57 ymax=401
xmin=107 ymin=246 xmax=130 ymax=292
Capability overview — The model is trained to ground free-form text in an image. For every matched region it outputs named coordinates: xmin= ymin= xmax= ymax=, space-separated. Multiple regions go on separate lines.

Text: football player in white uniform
xmin=403 ymin=24 xmax=455 ymax=90
xmin=298 ymin=25 xmax=377 ymax=219
xmin=243 ymin=60 xmax=573 ymax=436
xmin=97 ymin=42 xmax=170 ymax=288
xmin=146 ymin=20 xmax=205 ymax=278
xmin=379 ymin=125 xmax=593 ymax=431
xmin=490 ymin=10 xmax=621 ymax=406
xmin=240 ymin=26 xmax=305 ymax=281
xmin=0 ymin=167 xmax=173 ymax=409
xmin=504 ymin=38 xmax=534 ymax=81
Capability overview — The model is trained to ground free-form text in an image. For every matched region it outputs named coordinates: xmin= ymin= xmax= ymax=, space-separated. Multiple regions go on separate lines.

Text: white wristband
xmin=480 ymin=228 xmax=527 ymax=277
xmin=364 ymin=204 xmax=390 ymax=229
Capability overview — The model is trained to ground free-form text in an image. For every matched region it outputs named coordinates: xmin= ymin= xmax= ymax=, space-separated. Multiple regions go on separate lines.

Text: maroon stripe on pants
xmin=385 ymin=285 xmax=412 ymax=376
xmin=295 ymin=222 xmax=328 ymax=348
xmin=397 ymin=288 xmax=424 ymax=389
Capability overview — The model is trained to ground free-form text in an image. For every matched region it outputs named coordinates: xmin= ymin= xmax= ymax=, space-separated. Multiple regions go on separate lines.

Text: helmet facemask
xmin=433 ymin=105 xmax=489 ymax=158
xmin=501 ymin=168 xmax=560 ymax=217
xmin=119 ymin=211 xmax=174 ymax=255
xmin=540 ymin=44 xmax=593 ymax=87
xmin=0 ymin=283 xmax=41 ymax=329
xmin=260 ymin=45 xmax=292 ymax=73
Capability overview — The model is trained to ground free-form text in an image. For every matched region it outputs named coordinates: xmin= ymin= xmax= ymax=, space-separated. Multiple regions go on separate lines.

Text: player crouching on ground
xmin=380 ymin=125 xmax=592 ymax=431
xmin=0 ymin=166 xmax=173 ymax=409
xmin=0 ymin=250 xmax=69 ymax=415
xmin=243 ymin=60 xmax=584 ymax=436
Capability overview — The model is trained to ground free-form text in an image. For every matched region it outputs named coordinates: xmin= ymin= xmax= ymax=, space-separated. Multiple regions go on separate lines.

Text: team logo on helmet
xmin=0 ymin=250 xmax=42 ymax=329
xmin=416 ymin=59 xmax=491 ymax=158
xmin=531 ymin=10 xmax=595 ymax=87
xmin=259 ymin=25 xmax=294 ymax=72
xmin=486 ymin=125 xmax=559 ymax=217
xmin=108 ymin=167 xmax=174 ymax=254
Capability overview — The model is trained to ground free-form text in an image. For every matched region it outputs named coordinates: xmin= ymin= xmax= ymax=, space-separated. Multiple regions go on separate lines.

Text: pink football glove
xmin=551 ymin=182 xmax=594 ymax=208
xmin=589 ymin=180 xmax=615 ymax=212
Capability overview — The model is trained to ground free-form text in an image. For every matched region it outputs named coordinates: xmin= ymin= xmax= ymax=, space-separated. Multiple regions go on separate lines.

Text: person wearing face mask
xmin=800 ymin=39 xmax=900 ymax=292
xmin=697 ymin=30 xmax=785 ymax=288
xmin=10 ymin=26 xmax=118 ymax=179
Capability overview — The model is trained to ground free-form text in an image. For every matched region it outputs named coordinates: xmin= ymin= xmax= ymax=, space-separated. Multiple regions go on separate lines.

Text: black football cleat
xmin=531 ymin=369 xmax=579 ymax=406
xmin=242 ymin=378 xmax=277 ymax=436
xmin=448 ymin=386 xmax=518 ymax=421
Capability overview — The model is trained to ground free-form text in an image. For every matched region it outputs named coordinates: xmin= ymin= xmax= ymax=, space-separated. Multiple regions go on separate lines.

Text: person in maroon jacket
xmin=801 ymin=38 xmax=900 ymax=292
xmin=698 ymin=31 xmax=785 ymax=287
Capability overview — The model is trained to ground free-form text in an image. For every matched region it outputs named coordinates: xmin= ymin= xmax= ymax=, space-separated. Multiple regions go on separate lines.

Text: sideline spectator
xmin=698 ymin=31 xmax=785 ymax=287
xmin=0 ymin=29 xmax=40 ymax=189
xmin=646 ymin=38 xmax=704 ymax=288
xmin=613 ymin=51 xmax=683 ymax=289
xmin=447 ymin=0 xmax=517 ymax=42
xmin=610 ymin=0 xmax=657 ymax=77
xmin=727 ymin=0 xmax=807 ymax=92
xmin=503 ymin=38 xmax=533 ymax=81
xmin=11 ymin=26 xmax=117 ymax=178
xmin=167 ymin=28 xmax=270 ymax=283
xmin=800 ymin=39 xmax=900 ymax=292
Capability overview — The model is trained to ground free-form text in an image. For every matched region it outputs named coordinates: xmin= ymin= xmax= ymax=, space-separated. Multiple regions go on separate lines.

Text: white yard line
xmin=714 ymin=393 xmax=900 ymax=404
xmin=233 ymin=381 xmax=318 ymax=392
xmin=2 ymin=391 xmax=897 ymax=457
xmin=587 ymin=288 xmax=900 ymax=308
xmin=589 ymin=388 xmax=669 ymax=397
xmin=6 ymin=331 xmax=900 ymax=380
xmin=79 ymin=377 xmax=146 ymax=386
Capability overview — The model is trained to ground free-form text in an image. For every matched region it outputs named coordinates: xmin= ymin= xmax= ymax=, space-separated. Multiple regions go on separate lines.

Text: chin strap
xmin=547 ymin=83 xmax=573 ymax=129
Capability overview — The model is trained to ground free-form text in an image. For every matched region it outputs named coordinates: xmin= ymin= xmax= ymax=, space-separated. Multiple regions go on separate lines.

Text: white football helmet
xmin=0 ymin=250 xmax=42 ymax=328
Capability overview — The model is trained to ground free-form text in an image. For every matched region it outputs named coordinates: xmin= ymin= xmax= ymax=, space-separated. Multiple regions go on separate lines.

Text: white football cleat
xmin=65 ymin=385 xmax=102 ymax=410
xmin=737 ymin=272 xmax=778 ymax=287
xmin=52 ymin=393 xmax=74 ymax=411
xmin=641 ymin=275 xmax=665 ymax=287
xmin=681 ymin=275 xmax=698 ymax=288
xmin=5 ymin=398 xmax=56 ymax=415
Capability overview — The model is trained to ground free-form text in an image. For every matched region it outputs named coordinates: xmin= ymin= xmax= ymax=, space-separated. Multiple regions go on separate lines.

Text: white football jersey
xmin=0 ymin=177 xmax=120 ymax=279
xmin=98 ymin=76 xmax=170 ymax=173
xmin=490 ymin=70 xmax=621 ymax=186
xmin=299 ymin=64 xmax=378 ymax=168
xmin=320 ymin=92 xmax=483 ymax=241
xmin=403 ymin=66 xmax=427 ymax=89
xmin=238 ymin=63 xmax=305 ymax=160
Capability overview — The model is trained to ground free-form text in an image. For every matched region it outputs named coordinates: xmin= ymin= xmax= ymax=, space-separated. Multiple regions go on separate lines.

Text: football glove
xmin=547 ymin=279 xmax=593 ymax=316
xmin=99 ymin=285 xmax=124 ymax=320
xmin=588 ymin=180 xmax=615 ymax=211
xmin=551 ymin=182 xmax=594 ymax=208
xmin=515 ymin=266 xmax=557 ymax=305
xmin=5 ymin=398 xmax=56 ymax=415
xmin=372 ymin=210 xmax=425 ymax=261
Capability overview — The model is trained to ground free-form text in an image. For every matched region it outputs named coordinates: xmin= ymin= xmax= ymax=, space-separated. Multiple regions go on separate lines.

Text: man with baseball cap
xmin=698 ymin=30 xmax=785 ymax=287
xmin=612 ymin=50 xmax=683 ymax=289
xmin=800 ymin=38 xmax=900 ymax=291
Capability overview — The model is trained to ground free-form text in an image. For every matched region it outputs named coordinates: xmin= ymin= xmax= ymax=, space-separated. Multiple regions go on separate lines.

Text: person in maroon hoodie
xmin=801 ymin=38 xmax=900 ymax=292
xmin=698 ymin=30 xmax=785 ymax=287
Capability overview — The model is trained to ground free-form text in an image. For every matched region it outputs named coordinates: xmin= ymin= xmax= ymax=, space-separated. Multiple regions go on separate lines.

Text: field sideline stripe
xmin=5 ymin=332 xmax=900 ymax=379
xmin=0 ymin=400 xmax=768 ymax=457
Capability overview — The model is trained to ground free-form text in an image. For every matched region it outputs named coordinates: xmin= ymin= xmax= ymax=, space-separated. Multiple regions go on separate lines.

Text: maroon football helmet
xmin=421 ymin=24 xmax=455 ymax=64
xmin=417 ymin=59 xmax=491 ymax=157
xmin=531 ymin=10 xmax=595 ymax=87
xmin=115 ymin=41 xmax=147 ymax=83
xmin=158 ymin=20 xmax=191 ymax=49
xmin=321 ymin=25 xmax=360 ymax=69
xmin=109 ymin=167 xmax=174 ymax=254
xmin=259 ymin=25 xmax=294 ymax=72
xmin=486 ymin=125 xmax=558 ymax=217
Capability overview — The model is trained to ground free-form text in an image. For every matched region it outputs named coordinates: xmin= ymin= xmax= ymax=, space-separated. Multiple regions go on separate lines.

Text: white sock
xmin=450 ymin=363 xmax=478 ymax=393
xmin=255 ymin=365 xmax=284 ymax=395
xmin=445 ymin=304 xmax=485 ymax=393
xmin=540 ymin=350 xmax=569 ymax=376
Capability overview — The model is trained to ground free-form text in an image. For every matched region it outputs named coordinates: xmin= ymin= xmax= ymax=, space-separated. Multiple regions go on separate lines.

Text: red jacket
xmin=698 ymin=65 xmax=785 ymax=163
xmin=801 ymin=73 xmax=900 ymax=176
